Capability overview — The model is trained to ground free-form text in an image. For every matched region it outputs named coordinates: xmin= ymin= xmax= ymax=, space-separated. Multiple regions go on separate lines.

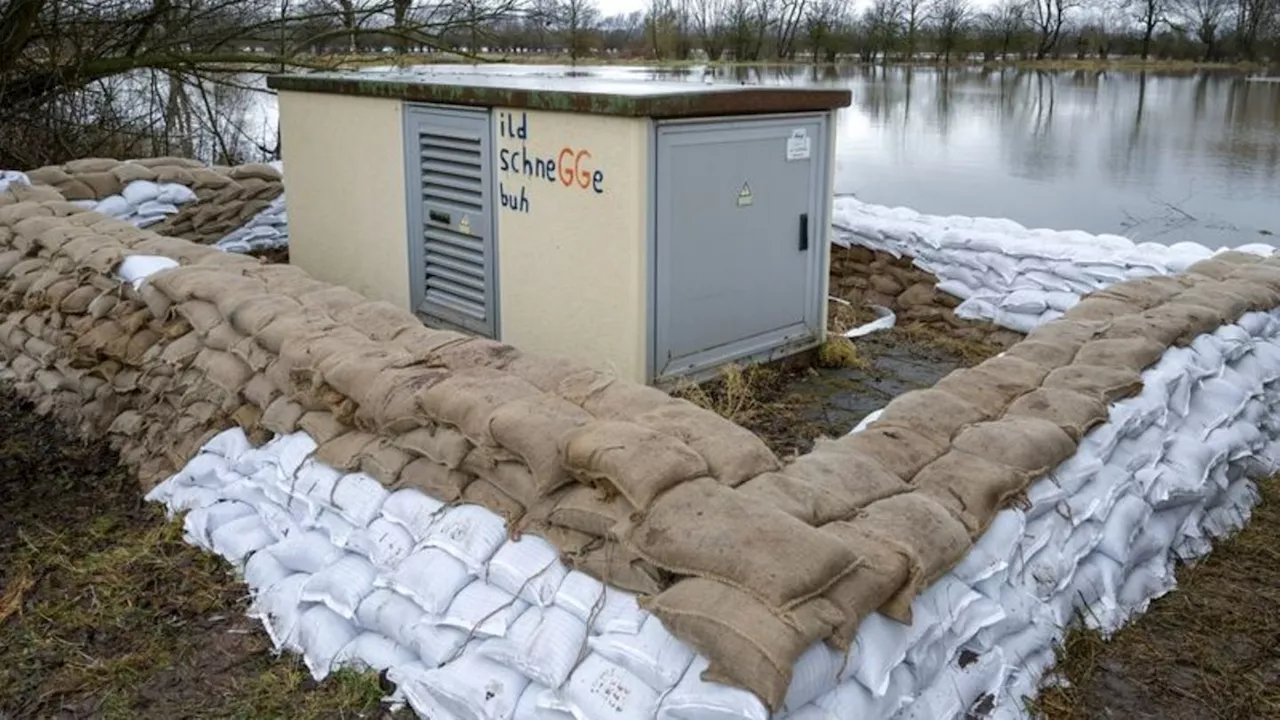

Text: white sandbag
xmin=248 ymin=572 xmax=311 ymax=651
xmin=135 ymin=199 xmax=179 ymax=217
xmin=514 ymin=684 xmax=575 ymax=720
xmin=156 ymin=182 xmax=197 ymax=205
xmin=297 ymin=604 xmax=359 ymax=681
xmin=161 ymin=484 xmax=222 ymax=514
xmin=897 ymin=646 xmax=1008 ymax=720
xmin=807 ymin=665 xmax=916 ymax=720
xmin=592 ymin=587 xmax=646 ymax=635
xmin=380 ymin=547 xmax=473 ymax=615
xmin=183 ymin=500 xmax=255 ymax=550
xmin=560 ymin=652 xmax=660 ymax=720
xmin=487 ymin=535 xmax=568 ymax=607
xmin=266 ymin=432 xmax=319 ymax=479
xmin=381 ymin=488 xmax=446 ymax=540
xmin=201 ymin=427 xmax=251 ymax=462
xmin=309 ymin=509 xmax=358 ymax=547
xmin=331 ymin=472 xmax=389 ymax=527
xmin=420 ymin=650 xmax=530 ymax=720
xmin=1095 ymin=493 xmax=1154 ymax=564
xmin=355 ymin=588 xmax=426 ymax=646
xmin=345 ymin=517 xmax=415 ymax=569
xmin=300 ymin=553 xmax=378 ymax=619
xmin=267 ymin=530 xmax=345 ymax=573
xmin=589 ymin=614 xmax=695 ymax=693
xmin=424 ymin=504 xmax=509 ymax=573
xmin=93 ymin=195 xmax=131 ymax=217
xmin=243 ymin=547 xmax=293 ymax=593
xmin=999 ymin=289 xmax=1049 ymax=315
xmin=1066 ymin=465 xmax=1135 ymax=526
xmin=387 ymin=662 xmax=460 ymax=719
xmin=293 ymin=460 xmax=344 ymax=514
xmin=554 ymin=571 xmax=605 ymax=624
xmin=952 ymin=510 xmax=1023 ymax=586
xmin=121 ymin=179 xmax=162 ymax=205
xmin=479 ymin=606 xmax=589 ymax=689
xmin=209 ymin=513 xmax=274 ymax=566
xmin=435 ymin=580 xmax=529 ymax=638
xmin=333 ymin=632 xmax=417 ymax=672
xmin=657 ymin=656 xmax=769 ymax=720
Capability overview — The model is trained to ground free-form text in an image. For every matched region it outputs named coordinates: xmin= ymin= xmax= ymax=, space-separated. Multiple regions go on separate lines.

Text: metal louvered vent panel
xmin=408 ymin=107 xmax=495 ymax=337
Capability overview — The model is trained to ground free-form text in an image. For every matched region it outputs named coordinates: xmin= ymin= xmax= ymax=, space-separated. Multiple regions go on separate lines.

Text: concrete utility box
xmin=268 ymin=68 xmax=851 ymax=384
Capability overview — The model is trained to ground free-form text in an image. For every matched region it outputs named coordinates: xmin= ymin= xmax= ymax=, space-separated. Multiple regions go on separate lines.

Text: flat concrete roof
xmin=266 ymin=66 xmax=852 ymax=118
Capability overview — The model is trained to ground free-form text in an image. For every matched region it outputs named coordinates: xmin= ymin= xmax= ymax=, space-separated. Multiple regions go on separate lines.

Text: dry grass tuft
xmin=1036 ymin=475 xmax=1280 ymax=720
xmin=895 ymin=321 xmax=1005 ymax=366
xmin=816 ymin=336 xmax=872 ymax=370
xmin=674 ymin=363 xmax=780 ymax=426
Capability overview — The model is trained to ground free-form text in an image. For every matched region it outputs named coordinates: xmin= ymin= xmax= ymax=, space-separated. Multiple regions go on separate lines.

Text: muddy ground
xmin=0 ymin=391 xmax=405 ymax=719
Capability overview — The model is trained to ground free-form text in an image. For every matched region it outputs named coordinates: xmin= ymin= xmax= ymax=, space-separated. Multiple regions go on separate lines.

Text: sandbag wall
xmin=832 ymin=196 xmax=1277 ymax=333
xmin=7 ymin=182 xmax=1280 ymax=715
xmin=22 ymin=158 xmax=284 ymax=243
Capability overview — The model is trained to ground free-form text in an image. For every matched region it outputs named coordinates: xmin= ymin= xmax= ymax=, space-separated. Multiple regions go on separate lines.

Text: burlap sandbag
xmin=632 ymin=400 xmax=780 ymax=487
xmin=1005 ymin=339 xmax=1080 ymax=370
xmin=560 ymin=420 xmax=708 ymax=510
xmin=571 ymin=540 xmax=667 ymax=596
xmin=1185 ymin=257 xmax=1242 ymax=280
xmin=933 ymin=356 xmax=1047 ymax=417
xmin=423 ymin=337 xmax=520 ymax=371
xmin=1225 ymin=263 xmax=1280 ymax=293
xmin=534 ymin=483 xmax=635 ymax=537
xmin=394 ymin=457 xmax=476 ymax=502
xmin=1043 ymin=364 xmax=1144 ymax=402
xmin=0 ymin=250 xmax=24 ymax=277
xmin=228 ymin=336 xmax=274 ymax=374
xmin=253 ymin=308 xmax=340 ymax=355
xmin=192 ymin=348 xmax=253 ymax=394
xmin=158 ymin=331 xmax=202 ymax=368
xmin=356 ymin=366 xmax=447 ymax=434
xmin=393 ymin=425 xmax=471 ymax=469
xmin=359 ymin=441 xmax=414 ymax=485
xmin=643 ymin=579 xmax=842 ymax=712
xmin=618 ymin=477 xmax=860 ymax=610
xmin=843 ymin=493 xmax=971 ymax=622
xmin=298 ymin=411 xmax=347 ymax=445
xmin=242 ymin=373 xmax=279 ymax=409
xmin=277 ymin=326 xmax=370 ymax=382
xmin=1091 ymin=275 xmax=1193 ymax=309
xmin=315 ymin=430 xmax=378 ymax=471
xmin=737 ymin=447 xmax=907 ymax=526
xmin=261 ymin=397 xmax=305 ymax=434
xmin=226 ymin=294 xmax=303 ymax=337
xmin=333 ymin=300 xmax=422 ymax=342
xmin=393 ymin=326 xmax=469 ymax=361
xmin=1226 ymin=279 xmax=1280 ymax=311
xmin=952 ymin=417 xmax=1076 ymax=474
xmin=819 ymin=522 xmax=914 ymax=648
xmin=913 ymin=451 xmax=1034 ymax=537
xmin=1063 ymin=296 xmax=1137 ymax=324
xmin=461 ymin=478 xmax=525 ymax=523
xmin=74 ymin=320 xmax=125 ymax=356
xmin=460 ymin=446 xmax=541 ymax=507
xmin=503 ymin=354 xmax=588 ymax=393
xmin=1072 ymin=337 xmax=1166 ymax=373
xmin=577 ymin=377 xmax=673 ymax=420
xmin=314 ymin=343 xmax=416 ymax=403
xmin=202 ymin=322 xmax=243 ymax=353
xmin=487 ymin=395 xmax=591 ymax=496
xmin=1173 ymin=285 xmax=1250 ymax=323
xmin=1005 ymin=386 xmax=1108 ymax=441
xmin=296 ymin=285 xmax=368 ymax=316
xmin=832 ymin=424 xmax=945 ymax=481
xmin=9 ymin=354 xmax=39 ymax=381
xmin=87 ymin=291 xmax=117 ymax=320
xmin=415 ymin=368 xmax=544 ymax=445
xmin=1103 ymin=306 xmax=1206 ymax=346
xmin=874 ymin=388 xmax=986 ymax=445
xmin=57 ymin=285 xmax=99 ymax=316
xmin=177 ymin=300 xmax=223 ymax=337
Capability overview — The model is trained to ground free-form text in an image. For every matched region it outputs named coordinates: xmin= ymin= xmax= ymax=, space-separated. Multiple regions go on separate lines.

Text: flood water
xmin=249 ymin=63 xmax=1280 ymax=245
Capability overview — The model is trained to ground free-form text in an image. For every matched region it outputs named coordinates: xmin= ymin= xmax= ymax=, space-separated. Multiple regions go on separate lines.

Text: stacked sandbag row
xmin=778 ymin=306 xmax=1280 ymax=718
xmin=145 ymin=430 xmax=758 ymax=720
xmin=148 ymin=162 xmax=284 ymax=244
xmin=828 ymin=244 xmax=1023 ymax=348
xmin=24 ymin=157 xmax=203 ymax=226
xmin=620 ymin=252 xmax=1280 ymax=710
xmin=831 ymin=196 xmax=1276 ymax=333
xmin=214 ymin=193 xmax=289 ymax=253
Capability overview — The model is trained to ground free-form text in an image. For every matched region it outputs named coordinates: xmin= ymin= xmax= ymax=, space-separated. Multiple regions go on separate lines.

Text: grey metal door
xmin=404 ymin=104 xmax=497 ymax=337
xmin=654 ymin=116 xmax=827 ymax=379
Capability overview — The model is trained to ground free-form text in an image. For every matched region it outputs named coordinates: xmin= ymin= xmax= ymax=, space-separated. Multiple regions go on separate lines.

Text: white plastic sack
xmin=434 ymin=580 xmax=529 ymax=638
xmin=333 ymin=632 xmax=417 ymax=672
xmin=480 ymin=606 xmax=589 ymax=689
xmin=424 ymin=504 xmax=509 ymax=573
xmin=559 ymin=652 xmax=660 ymax=720
xmin=300 ymin=554 xmax=378 ymax=619
xmin=330 ymin=472 xmax=389 ymax=527
xmin=487 ymin=535 xmax=568 ymax=607
xmin=589 ymin=614 xmax=695 ymax=693
xmin=381 ymin=488 xmax=446 ymax=540
xmin=297 ymin=605 xmax=359 ymax=681
xmin=657 ymin=656 xmax=769 ymax=720
xmin=420 ymin=650 xmax=530 ymax=720
xmin=381 ymin=547 xmax=474 ymax=614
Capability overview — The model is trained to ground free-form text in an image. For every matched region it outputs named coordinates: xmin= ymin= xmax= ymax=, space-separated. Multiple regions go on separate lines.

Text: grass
xmin=895 ymin=320 xmax=1009 ymax=366
xmin=0 ymin=390 xmax=406 ymax=719
xmin=1036 ymin=475 xmax=1280 ymax=719
xmin=816 ymin=335 xmax=872 ymax=370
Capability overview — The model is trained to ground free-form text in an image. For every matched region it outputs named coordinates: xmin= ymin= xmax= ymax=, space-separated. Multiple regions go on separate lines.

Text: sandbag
xmin=535 ymin=483 xmax=634 ymax=537
xmin=737 ymin=448 xmax=907 ymax=526
xmin=560 ymin=420 xmax=708 ymax=510
xmin=460 ymin=478 xmax=525 ymax=523
xmin=393 ymin=425 xmax=471 ymax=469
xmin=1063 ymin=297 xmax=1136 ymax=323
xmin=571 ymin=541 xmax=667 ymax=596
xmin=1005 ymin=386 xmax=1108 ymax=440
xmin=912 ymin=450 xmax=1033 ymax=536
xmin=394 ymin=457 xmax=475 ymax=502
xmin=873 ymin=388 xmax=986 ymax=444
xmin=315 ymin=431 xmax=379 ymax=472
xmin=644 ymin=579 xmax=841 ymax=711
xmin=1005 ymin=339 xmax=1080 ymax=370
xmin=1043 ymin=364 xmax=1144 ymax=402
xmin=357 ymin=366 xmax=445 ymax=434
xmin=618 ymin=477 xmax=859 ymax=611
xmin=951 ymin=417 xmax=1076 ymax=474
xmin=1091 ymin=276 xmax=1190 ymax=309
xmin=1072 ymin=337 xmax=1166 ymax=372
xmin=359 ymin=441 xmax=414 ymax=485
xmin=831 ymin=425 xmax=944 ymax=481
xmin=460 ymin=446 xmax=541 ymax=507
xmin=261 ymin=397 xmax=306 ymax=434
xmin=415 ymin=367 xmax=542 ymax=445
xmin=932 ymin=356 xmax=1046 ymax=417
xmin=632 ymin=400 xmax=780 ymax=487
xmin=487 ymin=395 xmax=591 ymax=495
xmin=818 ymin=521 xmax=914 ymax=647
xmin=298 ymin=411 xmax=347 ymax=445
xmin=192 ymin=348 xmax=253 ymax=393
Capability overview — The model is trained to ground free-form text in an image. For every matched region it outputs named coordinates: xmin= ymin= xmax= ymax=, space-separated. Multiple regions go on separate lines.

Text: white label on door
xmin=737 ymin=183 xmax=754 ymax=207
xmin=786 ymin=129 xmax=811 ymax=161
xmin=459 ymin=215 xmax=472 ymax=235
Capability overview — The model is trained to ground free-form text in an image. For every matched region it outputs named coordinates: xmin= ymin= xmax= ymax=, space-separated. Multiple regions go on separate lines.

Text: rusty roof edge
xmin=266 ymin=73 xmax=853 ymax=118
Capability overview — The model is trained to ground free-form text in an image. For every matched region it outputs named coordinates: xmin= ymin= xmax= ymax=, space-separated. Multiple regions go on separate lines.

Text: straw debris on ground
xmin=0 ymin=390 xmax=405 ymax=719
xmin=1037 ymin=475 xmax=1280 ymax=720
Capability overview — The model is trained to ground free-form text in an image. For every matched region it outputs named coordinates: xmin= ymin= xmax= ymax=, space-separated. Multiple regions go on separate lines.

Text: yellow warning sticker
xmin=737 ymin=183 xmax=753 ymax=207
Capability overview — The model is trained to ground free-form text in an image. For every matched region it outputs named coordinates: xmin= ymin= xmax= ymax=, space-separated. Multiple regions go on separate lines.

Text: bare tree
xmin=903 ymin=0 xmax=927 ymax=58
xmin=552 ymin=0 xmax=600 ymax=61
xmin=692 ymin=0 xmax=727 ymax=60
xmin=1028 ymin=0 xmax=1078 ymax=58
xmin=980 ymin=0 xmax=1028 ymax=58
xmin=1175 ymin=0 xmax=1232 ymax=58
xmin=1128 ymin=0 xmax=1170 ymax=58
xmin=864 ymin=0 xmax=905 ymax=62
xmin=932 ymin=0 xmax=971 ymax=62
xmin=804 ymin=0 xmax=846 ymax=61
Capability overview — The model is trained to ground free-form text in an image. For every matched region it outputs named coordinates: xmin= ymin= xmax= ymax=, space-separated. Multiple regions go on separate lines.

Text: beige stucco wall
xmin=277 ymin=91 xmax=411 ymax=309
xmin=494 ymin=108 xmax=650 ymax=383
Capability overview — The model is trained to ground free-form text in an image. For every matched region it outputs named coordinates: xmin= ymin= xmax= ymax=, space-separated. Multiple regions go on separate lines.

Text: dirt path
xmin=0 ymin=391 xmax=405 ymax=719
